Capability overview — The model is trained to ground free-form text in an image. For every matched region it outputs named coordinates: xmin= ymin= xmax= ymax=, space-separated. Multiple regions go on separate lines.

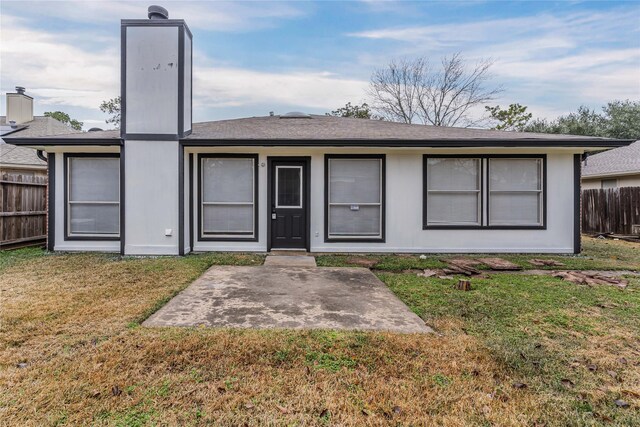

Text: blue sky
xmin=1 ymin=0 xmax=639 ymax=130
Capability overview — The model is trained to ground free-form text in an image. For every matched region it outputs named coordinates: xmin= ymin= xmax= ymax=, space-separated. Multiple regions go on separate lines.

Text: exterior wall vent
xmin=148 ymin=5 xmax=169 ymax=20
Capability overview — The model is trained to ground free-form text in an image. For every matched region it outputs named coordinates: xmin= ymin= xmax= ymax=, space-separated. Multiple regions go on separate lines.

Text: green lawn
xmin=1 ymin=237 xmax=638 ymax=425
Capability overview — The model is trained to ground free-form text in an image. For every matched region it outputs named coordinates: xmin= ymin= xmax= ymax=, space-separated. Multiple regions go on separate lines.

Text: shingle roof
xmin=183 ymin=115 xmax=617 ymax=141
xmin=3 ymin=115 xmax=633 ymax=150
xmin=582 ymin=140 xmax=640 ymax=177
xmin=1 ymin=116 xmax=81 ymax=167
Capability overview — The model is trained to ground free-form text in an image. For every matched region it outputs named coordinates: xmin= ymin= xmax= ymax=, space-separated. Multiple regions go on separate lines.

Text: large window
xmin=65 ymin=154 xmax=120 ymax=239
xmin=425 ymin=158 xmax=481 ymax=226
xmin=423 ymin=155 xmax=545 ymax=229
xmin=199 ymin=155 xmax=258 ymax=240
xmin=488 ymin=158 xmax=543 ymax=226
xmin=326 ymin=155 xmax=384 ymax=241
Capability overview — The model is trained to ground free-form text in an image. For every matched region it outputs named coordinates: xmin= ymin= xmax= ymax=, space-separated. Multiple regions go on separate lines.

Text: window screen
xmin=327 ymin=157 xmax=383 ymax=239
xmin=201 ymin=157 xmax=255 ymax=237
xmin=67 ymin=156 xmax=120 ymax=236
xmin=488 ymin=158 xmax=543 ymax=226
xmin=425 ymin=158 xmax=481 ymax=226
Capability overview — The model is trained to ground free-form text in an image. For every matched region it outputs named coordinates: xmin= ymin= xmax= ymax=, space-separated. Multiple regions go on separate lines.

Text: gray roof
xmin=1 ymin=116 xmax=81 ymax=167
xmin=3 ymin=115 xmax=632 ymax=149
xmin=582 ymin=140 xmax=640 ymax=177
xmin=182 ymin=115 xmax=617 ymax=141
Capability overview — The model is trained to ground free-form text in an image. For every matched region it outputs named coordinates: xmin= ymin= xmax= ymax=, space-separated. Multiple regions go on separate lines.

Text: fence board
xmin=582 ymin=187 xmax=640 ymax=235
xmin=0 ymin=172 xmax=48 ymax=248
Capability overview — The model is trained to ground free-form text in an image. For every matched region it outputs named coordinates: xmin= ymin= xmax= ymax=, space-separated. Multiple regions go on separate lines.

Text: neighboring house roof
xmin=1 ymin=116 xmax=81 ymax=168
xmin=582 ymin=140 xmax=640 ymax=178
xmin=3 ymin=115 xmax=633 ymax=149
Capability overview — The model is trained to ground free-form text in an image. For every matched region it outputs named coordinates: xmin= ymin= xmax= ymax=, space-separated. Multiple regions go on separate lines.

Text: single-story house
xmin=1 ymin=88 xmax=81 ymax=178
xmin=4 ymin=6 xmax=633 ymax=256
xmin=582 ymin=140 xmax=640 ymax=189
xmin=1 ymin=90 xmax=81 ymax=248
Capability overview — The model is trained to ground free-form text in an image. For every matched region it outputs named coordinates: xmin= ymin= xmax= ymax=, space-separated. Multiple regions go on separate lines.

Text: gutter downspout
xmin=36 ymin=150 xmax=47 ymax=162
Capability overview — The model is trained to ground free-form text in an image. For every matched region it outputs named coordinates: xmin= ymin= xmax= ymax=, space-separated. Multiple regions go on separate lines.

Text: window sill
xmin=64 ymin=235 xmax=120 ymax=241
xmin=199 ymin=236 xmax=259 ymax=242
xmin=423 ymin=225 xmax=546 ymax=230
xmin=325 ymin=237 xmax=385 ymax=243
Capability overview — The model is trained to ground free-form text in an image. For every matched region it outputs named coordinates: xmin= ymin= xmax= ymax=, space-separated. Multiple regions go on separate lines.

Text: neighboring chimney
xmin=121 ymin=5 xmax=192 ymax=138
xmin=6 ymin=86 xmax=34 ymax=125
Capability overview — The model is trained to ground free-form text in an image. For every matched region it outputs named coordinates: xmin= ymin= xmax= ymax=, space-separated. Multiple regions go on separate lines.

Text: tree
xmin=523 ymin=107 xmax=605 ymax=136
xmin=368 ymin=53 xmax=502 ymax=127
xmin=485 ymin=103 xmax=532 ymax=131
xmin=44 ymin=111 xmax=83 ymax=131
xmin=602 ymin=100 xmax=640 ymax=140
xmin=99 ymin=96 xmax=121 ymax=128
xmin=327 ymin=102 xmax=378 ymax=119
xmin=522 ymin=101 xmax=640 ymax=139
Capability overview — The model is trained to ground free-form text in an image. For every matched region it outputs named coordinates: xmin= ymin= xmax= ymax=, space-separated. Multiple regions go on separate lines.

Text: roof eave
xmin=582 ymin=170 xmax=640 ymax=179
xmin=179 ymin=138 xmax=634 ymax=148
xmin=2 ymin=137 xmax=123 ymax=147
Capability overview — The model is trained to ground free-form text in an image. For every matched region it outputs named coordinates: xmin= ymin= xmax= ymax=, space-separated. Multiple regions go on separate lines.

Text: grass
xmin=1 ymin=238 xmax=639 ymax=425
xmin=316 ymin=236 xmax=640 ymax=271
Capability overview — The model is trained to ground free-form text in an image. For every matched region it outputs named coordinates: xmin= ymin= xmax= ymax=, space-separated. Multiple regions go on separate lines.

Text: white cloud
xmin=194 ymin=67 xmax=368 ymax=110
xmin=1 ymin=15 xmax=119 ymax=110
xmin=1 ymin=1 xmax=307 ymax=32
xmin=348 ymin=8 xmax=640 ymax=116
xmin=1 ymin=12 xmax=368 ymax=118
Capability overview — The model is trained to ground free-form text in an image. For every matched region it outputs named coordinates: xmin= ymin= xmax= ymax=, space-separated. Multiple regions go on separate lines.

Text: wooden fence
xmin=582 ymin=187 xmax=640 ymax=235
xmin=0 ymin=172 xmax=47 ymax=249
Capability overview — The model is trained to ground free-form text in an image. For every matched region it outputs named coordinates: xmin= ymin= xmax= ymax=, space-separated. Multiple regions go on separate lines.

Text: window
xmin=276 ymin=166 xmax=302 ymax=208
xmin=200 ymin=155 xmax=257 ymax=240
xmin=488 ymin=158 xmax=543 ymax=226
xmin=601 ymin=179 xmax=617 ymax=189
xmin=423 ymin=155 xmax=545 ymax=229
xmin=425 ymin=158 xmax=481 ymax=226
xmin=65 ymin=155 xmax=120 ymax=239
xmin=326 ymin=155 xmax=384 ymax=241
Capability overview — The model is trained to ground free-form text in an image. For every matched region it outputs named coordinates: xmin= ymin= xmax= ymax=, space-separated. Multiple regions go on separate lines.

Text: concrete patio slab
xmin=144 ymin=266 xmax=431 ymax=333
xmin=264 ymin=255 xmax=316 ymax=267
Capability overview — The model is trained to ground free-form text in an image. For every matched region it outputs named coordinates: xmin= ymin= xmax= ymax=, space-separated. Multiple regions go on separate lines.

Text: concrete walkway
xmin=144 ymin=256 xmax=431 ymax=333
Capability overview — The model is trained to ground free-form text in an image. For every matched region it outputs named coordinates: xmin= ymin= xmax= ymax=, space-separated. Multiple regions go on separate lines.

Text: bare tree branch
xmin=369 ymin=53 xmax=502 ymax=127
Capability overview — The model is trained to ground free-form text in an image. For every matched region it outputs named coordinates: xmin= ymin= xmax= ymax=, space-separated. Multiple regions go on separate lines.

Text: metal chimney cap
xmin=15 ymin=86 xmax=25 ymax=94
xmin=148 ymin=5 xmax=169 ymax=19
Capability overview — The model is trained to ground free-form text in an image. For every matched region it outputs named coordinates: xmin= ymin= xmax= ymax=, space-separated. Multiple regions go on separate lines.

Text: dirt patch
xmin=346 ymin=256 xmax=379 ymax=268
xmin=529 ymin=259 xmax=564 ymax=267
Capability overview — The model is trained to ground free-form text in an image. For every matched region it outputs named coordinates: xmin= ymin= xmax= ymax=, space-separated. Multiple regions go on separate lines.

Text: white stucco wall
xmin=125 ymin=26 xmax=179 ymax=135
xmin=183 ymin=34 xmax=192 ymax=133
xmin=187 ymin=147 xmax=579 ymax=253
xmin=125 ymin=140 xmax=180 ymax=255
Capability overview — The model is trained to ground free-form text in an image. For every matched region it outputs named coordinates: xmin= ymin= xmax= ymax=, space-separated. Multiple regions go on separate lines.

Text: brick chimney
xmin=6 ymin=86 xmax=34 ymax=125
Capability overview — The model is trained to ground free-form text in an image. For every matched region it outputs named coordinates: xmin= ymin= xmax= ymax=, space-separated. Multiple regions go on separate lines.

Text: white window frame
xmin=200 ymin=156 xmax=256 ymax=239
xmin=327 ymin=157 xmax=383 ymax=240
xmin=275 ymin=165 xmax=303 ymax=208
xmin=487 ymin=157 xmax=544 ymax=227
xmin=66 ymin=155 xmax=120 ymax=239
xmin=425 ymin=157 xmax=482 ymax=227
